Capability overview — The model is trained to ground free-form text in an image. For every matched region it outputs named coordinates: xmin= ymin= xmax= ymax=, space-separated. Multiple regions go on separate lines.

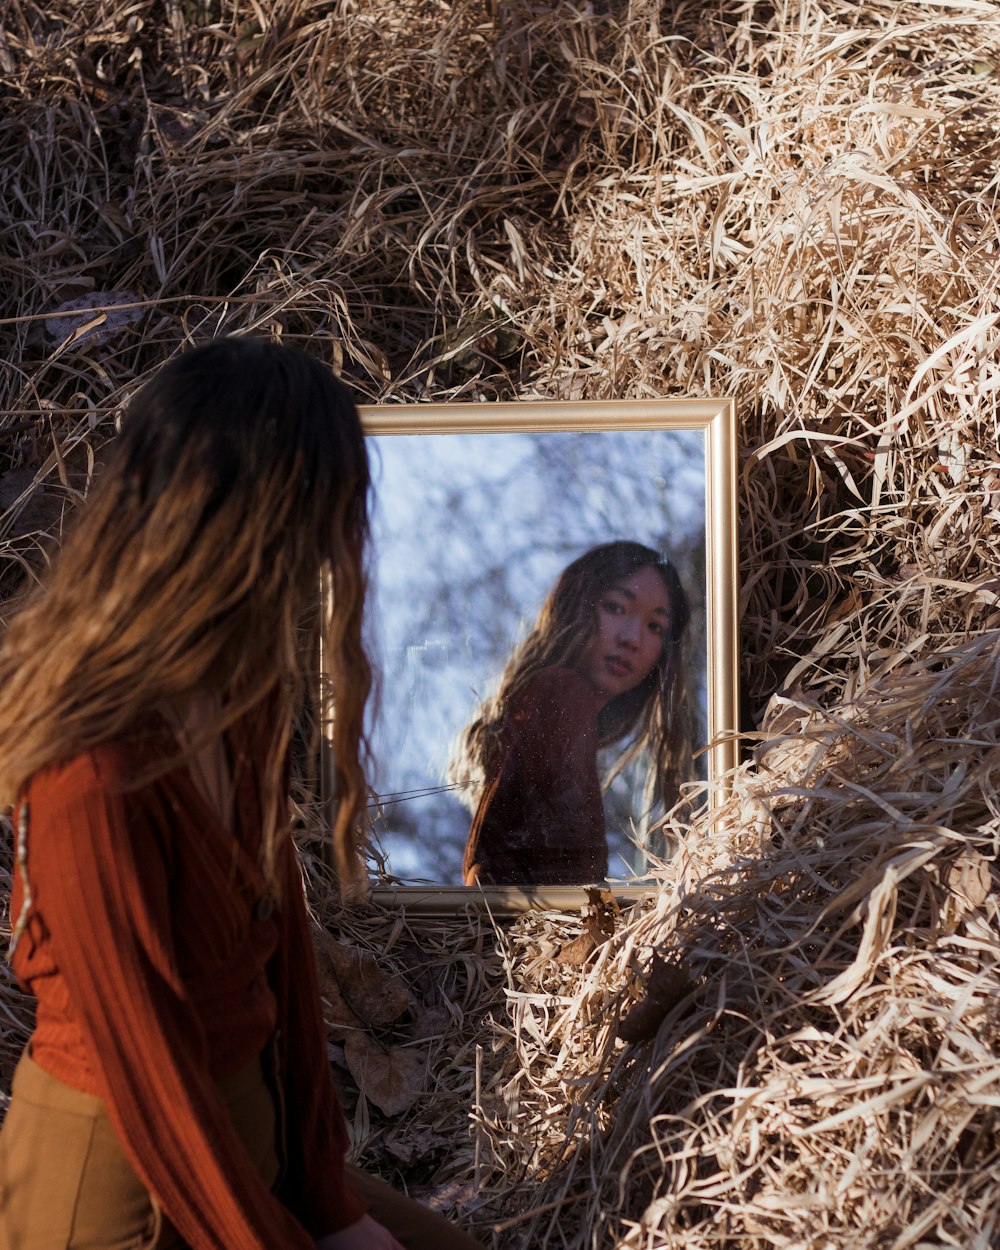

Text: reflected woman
xmin=454 ymin=541 xmax=692 ymax=887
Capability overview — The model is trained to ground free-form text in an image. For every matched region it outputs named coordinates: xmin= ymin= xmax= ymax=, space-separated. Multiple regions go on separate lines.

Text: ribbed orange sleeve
xmin=23 ymin=748 xmax=363 ymax=1250
xmin=272 ymin=843 xmax=367 ymax=1236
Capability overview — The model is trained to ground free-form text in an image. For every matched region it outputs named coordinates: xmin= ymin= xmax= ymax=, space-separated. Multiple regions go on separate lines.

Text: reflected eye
xmin=600 ymin=597 xmax=626 ymax=615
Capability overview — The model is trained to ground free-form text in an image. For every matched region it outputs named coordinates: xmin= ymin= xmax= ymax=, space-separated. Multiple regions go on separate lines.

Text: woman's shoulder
xmin=515 ymin=666 xmax=599 ymax=714
xmin=23 ymin=731 xmax=181 ymax=870
xmin=27 ymin=728 xmax=163 ymax=810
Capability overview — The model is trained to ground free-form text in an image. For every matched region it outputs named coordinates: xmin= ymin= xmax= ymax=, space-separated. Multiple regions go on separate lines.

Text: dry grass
xmin=462 ymin=628 xmax=1000 ymax=1247
xmin=2 ymin=0 xmax=1000 ymax=1246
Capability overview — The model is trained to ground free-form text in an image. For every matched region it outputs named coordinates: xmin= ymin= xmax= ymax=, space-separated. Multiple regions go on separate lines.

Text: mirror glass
xmin=366 ymin=426 xmax=708 ymax=887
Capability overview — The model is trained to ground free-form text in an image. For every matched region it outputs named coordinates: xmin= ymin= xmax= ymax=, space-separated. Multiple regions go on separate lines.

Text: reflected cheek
xmin=634 ymin=644 xmax=663 ymax=686
xmin=596 ymin=615 xmax=619 ymax=650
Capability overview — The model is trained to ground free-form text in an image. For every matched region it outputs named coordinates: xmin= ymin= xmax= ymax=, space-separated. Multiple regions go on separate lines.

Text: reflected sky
xmin=367 ymin=428 xmax=707 ymax=883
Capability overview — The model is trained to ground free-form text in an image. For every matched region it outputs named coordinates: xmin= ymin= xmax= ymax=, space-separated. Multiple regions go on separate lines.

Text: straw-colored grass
xmin=2 ymin=0 xmax=999 ymax=1245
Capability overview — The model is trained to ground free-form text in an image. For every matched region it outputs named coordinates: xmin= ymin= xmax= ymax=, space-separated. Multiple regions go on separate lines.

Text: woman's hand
xmin=316 ymin=1214 xmax=407 ymax=1250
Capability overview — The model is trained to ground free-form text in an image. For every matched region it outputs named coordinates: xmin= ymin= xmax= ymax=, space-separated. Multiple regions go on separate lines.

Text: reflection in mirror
xmin=367 ymin=428 xmax=708 ymax=887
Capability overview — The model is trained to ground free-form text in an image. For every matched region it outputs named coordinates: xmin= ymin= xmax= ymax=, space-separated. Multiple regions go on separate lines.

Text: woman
xmin=0 ymin=338 xmax=480 ymax=1250
xmin=456 ymin=541 xmax=692 ymax=887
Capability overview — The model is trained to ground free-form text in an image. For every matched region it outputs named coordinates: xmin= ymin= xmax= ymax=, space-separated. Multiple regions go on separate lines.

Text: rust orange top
xmin=10 ymin=706 xmax=365 ymax=1250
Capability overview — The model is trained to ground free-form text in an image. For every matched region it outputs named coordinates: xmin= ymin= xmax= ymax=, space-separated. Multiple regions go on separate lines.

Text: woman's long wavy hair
xmin=0 ymin=337 xmax=372 ymax=896
xmin=451 ymin=540 xmax=693 ymax=812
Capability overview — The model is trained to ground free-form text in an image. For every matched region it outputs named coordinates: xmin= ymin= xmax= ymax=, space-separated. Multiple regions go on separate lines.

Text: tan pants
xmin=0 ymin=1050 xmax=483 ymax=1250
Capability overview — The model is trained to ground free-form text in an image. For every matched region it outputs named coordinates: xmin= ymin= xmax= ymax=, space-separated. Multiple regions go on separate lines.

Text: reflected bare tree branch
xmin=368 ymin=427 xmax=707 ymax=883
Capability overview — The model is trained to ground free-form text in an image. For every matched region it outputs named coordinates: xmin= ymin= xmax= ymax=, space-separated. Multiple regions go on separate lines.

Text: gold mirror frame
xmin=321 ymin=398 xmax=738 ymax=915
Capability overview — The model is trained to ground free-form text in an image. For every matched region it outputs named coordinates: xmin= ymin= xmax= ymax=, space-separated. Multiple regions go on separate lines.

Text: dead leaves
xmin=551 ymin=890 xmax=700 ymax=1045
xmin=315 ymin=932 xmax=426 ymax=1117
xmin=343 ymin=1034 xmax=427 ymax=1117
xmin=384 ymin=1125 xmax=447 ymax=1166
xmin=941 ymin=848 xmax=994 ymax=929
xmin=41 ymin=289 xmax=145 ymax=352
xmin=557 ymin=887 xmax=620 ymax=966
xmin=316 ymin=931 xmax=416 ymax=1035
xmin=619 ymin=953 xmax=697 ymax=1044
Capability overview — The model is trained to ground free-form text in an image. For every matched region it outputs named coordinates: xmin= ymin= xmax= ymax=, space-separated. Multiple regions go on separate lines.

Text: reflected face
xmin=576 ymin=565 xmax=672 ymax=707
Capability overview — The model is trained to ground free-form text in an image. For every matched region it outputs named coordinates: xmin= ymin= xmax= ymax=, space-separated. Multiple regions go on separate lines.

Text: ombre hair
xmin=0 ymin=337 xmax=372 ymax=894
xmin=451 ymin=540 xmax=693 ymax=812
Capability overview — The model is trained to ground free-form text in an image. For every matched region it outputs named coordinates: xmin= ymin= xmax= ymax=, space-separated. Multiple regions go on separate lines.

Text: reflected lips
xmin=605 ymin=656 xmax=632 ymax=677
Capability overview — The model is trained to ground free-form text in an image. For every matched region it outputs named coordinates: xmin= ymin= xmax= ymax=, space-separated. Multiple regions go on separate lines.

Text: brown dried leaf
xmin=343 ymin=1033 xmax=426 ymax=1117
xmin=417 ymin=1178 xmax=487 ymax=1215
xmin=618 ymin=955 xmax=696 ymax=1044
xmin=384 ymin=1125 xmax=445 ymax=1164
xmin=316 ymin=933 xmax=415 ymax=1030
xmin=43 ymin=289 xmax=144 ymax=348
xmin=584 ymin=886 xmax=620 ymax=941
xmin=557 ymin=931 xmax=598 ymax=966
xmin=406 ymin=1005 xmax=451 ymax=1041
xmin=943 ymin=849 xmax=994 ymax=925
xmin=317 ymin=972 xmax=361 ymax=1042
xmin=558 ymin=888 xmax=621 ymax=963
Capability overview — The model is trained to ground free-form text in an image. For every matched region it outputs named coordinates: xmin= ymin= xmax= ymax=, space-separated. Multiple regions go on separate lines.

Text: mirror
xmin=330 ymin=399 xmax=738 ymax=913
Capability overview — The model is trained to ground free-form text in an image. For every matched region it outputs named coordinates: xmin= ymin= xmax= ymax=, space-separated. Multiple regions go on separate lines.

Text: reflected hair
xmin=451 ymin=540 xmax=693 ymax=812
xmin=0 ymin=336 xmax=372 ymax=895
